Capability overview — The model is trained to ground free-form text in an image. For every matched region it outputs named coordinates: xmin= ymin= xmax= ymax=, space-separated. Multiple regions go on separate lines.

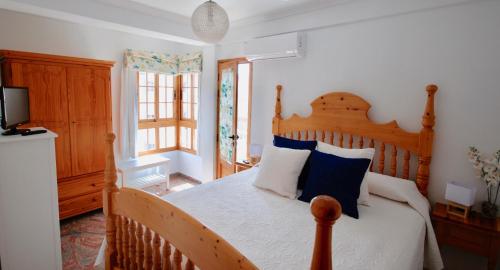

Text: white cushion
xmin=253 ymin=145 xmax=311 ymax=199
xmin=316 ymin=141 xmax=375 ymax=205
xmin=365 ymin=171 xmax=424 ymax=202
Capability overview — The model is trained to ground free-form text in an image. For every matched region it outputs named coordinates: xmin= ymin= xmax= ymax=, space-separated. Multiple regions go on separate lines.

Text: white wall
xmin=198 ymin=46 xmax=218 ymax=182
xmin=217 ymin=0 xmax=500 ymax=205
xmin=0 ymin=9 xmax=211 ymax=177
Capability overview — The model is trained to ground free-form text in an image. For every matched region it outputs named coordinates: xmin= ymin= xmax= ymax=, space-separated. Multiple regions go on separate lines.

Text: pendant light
xmin=191 ymin=0 xmax=229 ymax=43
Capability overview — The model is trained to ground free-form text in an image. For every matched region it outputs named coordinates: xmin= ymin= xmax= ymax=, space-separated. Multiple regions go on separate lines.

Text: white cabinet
xmin=0 ymin=128 xmax=62 ymax=270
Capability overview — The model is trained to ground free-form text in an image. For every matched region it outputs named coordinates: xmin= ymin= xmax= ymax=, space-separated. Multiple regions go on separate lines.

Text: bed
xmin=162 ymin=168 xmax=427 ymax=270
xmin=102 ymin=84 xmax=440 ymax=270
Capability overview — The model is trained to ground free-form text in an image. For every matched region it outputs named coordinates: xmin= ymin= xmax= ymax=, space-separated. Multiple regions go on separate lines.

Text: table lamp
xmin=249 ymin=144 xmax=263 ymax=164
xmin=445 ymin=181 xmax=476 ymax=219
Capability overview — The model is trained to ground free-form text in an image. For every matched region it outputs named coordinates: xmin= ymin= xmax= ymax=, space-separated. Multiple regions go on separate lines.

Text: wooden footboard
xmin=104 ymin=133 xmax=342 ymax=270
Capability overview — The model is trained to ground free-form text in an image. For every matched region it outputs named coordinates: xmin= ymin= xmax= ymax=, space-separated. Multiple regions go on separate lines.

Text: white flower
xmin=485 ymin=158 xmax=497 ymax=166
xmin=468 ymin=147 xmax=500 ymax=189
xmin=484 ymin=164 xmax=496 ymax=173
xmin=494 ymin=150 xmax=500 ymax=160
xmin=486 ymin=172 xmax=499 ymax=184
xmin=473 ymin=162 xmax=484 ymax=170
xmin=469 ymin=157 xmax=478 ymax=163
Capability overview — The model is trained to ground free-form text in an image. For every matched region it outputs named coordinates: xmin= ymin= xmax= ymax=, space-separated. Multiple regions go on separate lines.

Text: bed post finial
xmin=417 ymin=84 xmax=438 ymax=196
xmin=272 ymin=85 xmax=283 ymax=135
xmin=275 ymin=85 xmax=283 ymax=119
xmin=422 ymin=84 xmax=438 ymax=129
xmin=310 ymin=196 xmax=342 ymax=270
xmin=104 ymin=133 xmax=118 ymax=270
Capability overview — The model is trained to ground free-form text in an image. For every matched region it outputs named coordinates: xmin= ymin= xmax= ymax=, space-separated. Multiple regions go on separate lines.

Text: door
xmin=67 ymin=67 xmax=110 ymax=176
xmin=9 ymin=62 xmax=73 ymax=179
xmin=217 ymin=61 xmax=237 ymax=178
xmin=216 ymin=59 xmax=252 ymax=178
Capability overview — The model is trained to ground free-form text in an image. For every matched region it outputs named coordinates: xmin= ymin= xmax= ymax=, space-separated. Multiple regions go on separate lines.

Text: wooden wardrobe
xmin=0 ymin=50 xmax=114 ymax=219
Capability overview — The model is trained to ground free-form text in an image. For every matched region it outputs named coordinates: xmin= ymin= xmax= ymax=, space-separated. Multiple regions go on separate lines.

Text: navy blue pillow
xmin=298 ymin=150 xmax=371 ymax=219
xmin=273 ymin=135 xmax=317 ymax=190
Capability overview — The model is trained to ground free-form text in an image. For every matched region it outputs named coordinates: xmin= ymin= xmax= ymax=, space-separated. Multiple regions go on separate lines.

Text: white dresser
xmin=0 ymin=128 xmax=62 ymax=270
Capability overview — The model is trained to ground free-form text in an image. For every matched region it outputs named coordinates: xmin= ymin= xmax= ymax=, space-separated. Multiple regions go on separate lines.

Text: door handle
xmin=228 ymin=134 xmax=239 ymax=140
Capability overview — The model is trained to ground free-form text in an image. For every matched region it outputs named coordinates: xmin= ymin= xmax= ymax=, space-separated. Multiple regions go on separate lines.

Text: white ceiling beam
xmin=223 ymin=0 xmax=481 ymax=43
xmin=0 ymin=0 xmax=206 ymax=46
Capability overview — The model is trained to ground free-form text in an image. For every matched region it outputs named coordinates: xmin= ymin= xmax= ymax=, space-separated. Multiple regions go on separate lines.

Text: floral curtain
xmin=124 ymin=49 xmax=202 ymax=75
xmin=178 ymin=51 xmax=203 ymax=74
xmin=218 ymin=67 xmax=234 ymax=162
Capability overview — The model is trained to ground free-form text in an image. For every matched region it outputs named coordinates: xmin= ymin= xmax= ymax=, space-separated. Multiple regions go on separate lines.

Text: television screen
xmin=1 ymin=86 xmax=30 ymax=130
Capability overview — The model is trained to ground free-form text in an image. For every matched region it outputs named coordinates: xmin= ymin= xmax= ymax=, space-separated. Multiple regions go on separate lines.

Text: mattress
xmin=162 ymin=168 xmax=426 ymax=270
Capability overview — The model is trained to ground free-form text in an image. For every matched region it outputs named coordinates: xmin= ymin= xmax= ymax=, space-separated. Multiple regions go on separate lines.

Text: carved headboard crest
xmin=272 ymin=85 xmax=438 ymax=196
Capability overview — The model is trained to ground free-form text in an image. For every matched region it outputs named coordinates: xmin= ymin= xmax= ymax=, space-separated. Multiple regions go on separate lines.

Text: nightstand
xmin=235 ymin=161 xmax=255 ymax=172
xmin=432 ymin=202 xmax=500 ymax=270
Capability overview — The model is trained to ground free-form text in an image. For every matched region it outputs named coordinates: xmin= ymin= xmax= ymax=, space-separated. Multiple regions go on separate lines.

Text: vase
xmin=481 ymin=201 xmax=498 ymax=219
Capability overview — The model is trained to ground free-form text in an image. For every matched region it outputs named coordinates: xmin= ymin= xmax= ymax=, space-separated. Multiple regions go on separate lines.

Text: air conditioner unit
xmin=243 ymin=32 xmax=305 ymax=61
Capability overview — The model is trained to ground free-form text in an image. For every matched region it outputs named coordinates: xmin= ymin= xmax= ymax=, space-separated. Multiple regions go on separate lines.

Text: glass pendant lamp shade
xmin=191 ymin=0 xmax=229 ymax=43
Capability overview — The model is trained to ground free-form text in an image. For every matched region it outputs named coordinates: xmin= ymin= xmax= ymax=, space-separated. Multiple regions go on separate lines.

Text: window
xmin=137 ymin=71 xmax=199 ymax=155
xmin=179 ymin=73 xmax=199 ymax=153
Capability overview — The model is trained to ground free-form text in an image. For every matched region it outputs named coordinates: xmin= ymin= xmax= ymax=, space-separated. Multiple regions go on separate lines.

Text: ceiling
xmin=125 ymin=0 xmax=343 ymax=23
xmin=1 ymin=0 xmax=475 ymax=45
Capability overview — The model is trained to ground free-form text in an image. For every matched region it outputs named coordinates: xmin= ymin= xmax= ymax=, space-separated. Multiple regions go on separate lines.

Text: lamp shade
xmin=445 ymin=181 xmax=476 ymax=207
xmin=191 ymin=0 xmax=229 ymax=43
xmin=249 ymin=144 xmax=263 ymax=158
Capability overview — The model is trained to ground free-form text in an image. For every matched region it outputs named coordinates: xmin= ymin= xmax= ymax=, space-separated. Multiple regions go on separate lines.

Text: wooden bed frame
xmin=103 ymin=84 xmax=437 ymax=270
xmin=273 ymin=84 xmax=438 ymax=195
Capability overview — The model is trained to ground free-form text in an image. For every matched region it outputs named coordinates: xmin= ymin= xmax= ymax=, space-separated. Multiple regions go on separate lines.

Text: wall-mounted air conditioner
xmin=243 ymin=32 xmax=305 ymax=61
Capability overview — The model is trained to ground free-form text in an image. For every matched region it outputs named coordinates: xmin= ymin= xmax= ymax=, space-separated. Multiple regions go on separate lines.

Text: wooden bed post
xmin=416 ymin=85 xmax=438 ymax=196
xmin=104 ymin=133 xmax=119 ymax=270
xmin=272 ymin=85 xmax=283 ymax=135
xmin=310 ymin=196 xmax=342 ymax=270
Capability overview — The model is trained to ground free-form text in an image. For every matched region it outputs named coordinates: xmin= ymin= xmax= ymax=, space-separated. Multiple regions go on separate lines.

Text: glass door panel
xmin=236 ymin=63 xmax=251 ymax=163
xmin=218 ymin=62 xmax=237 ymax=178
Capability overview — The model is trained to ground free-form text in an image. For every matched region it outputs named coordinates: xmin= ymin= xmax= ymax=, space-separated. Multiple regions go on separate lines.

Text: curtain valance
xmin=178 ymin=51 xmax=203 ymax=74
xmin=124 ymin=49 xmax=203 ymax=74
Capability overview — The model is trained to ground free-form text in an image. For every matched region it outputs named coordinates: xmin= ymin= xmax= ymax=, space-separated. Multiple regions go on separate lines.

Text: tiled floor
xmin=60 ymin=174 xmax=199 ymax=270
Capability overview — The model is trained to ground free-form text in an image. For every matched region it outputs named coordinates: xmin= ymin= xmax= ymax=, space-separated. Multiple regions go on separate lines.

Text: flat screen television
xmin=0 ymin=86 xmax=30 ymax=135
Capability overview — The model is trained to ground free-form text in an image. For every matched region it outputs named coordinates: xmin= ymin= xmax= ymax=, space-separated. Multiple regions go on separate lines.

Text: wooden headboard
xmin=272 ymin=84 xmax=438 ymax=196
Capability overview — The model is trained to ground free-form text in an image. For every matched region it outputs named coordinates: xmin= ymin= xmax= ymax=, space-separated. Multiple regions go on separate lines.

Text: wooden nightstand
xmin=432 ymin=202 xmax=500 ymax=270
xmin=235 ymin=161 xmax=254 ymax=172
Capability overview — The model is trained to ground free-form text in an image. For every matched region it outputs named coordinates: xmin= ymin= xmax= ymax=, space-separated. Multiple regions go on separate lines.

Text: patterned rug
xmin=60 ymin=175 xmax=198 ymax=270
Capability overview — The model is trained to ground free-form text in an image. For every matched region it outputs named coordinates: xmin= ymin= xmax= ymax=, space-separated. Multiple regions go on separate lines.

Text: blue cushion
xmin=298 ymin=150 xmax=371 ymax=219
xmin=273 ymin=135 xmax=317 ymax=190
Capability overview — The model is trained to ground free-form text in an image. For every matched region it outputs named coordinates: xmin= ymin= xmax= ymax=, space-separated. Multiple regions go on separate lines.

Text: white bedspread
xmin=161 ymin=168 xmax=440 ymax=270
xmin=96 ymin=168 xmax=443 ymax=269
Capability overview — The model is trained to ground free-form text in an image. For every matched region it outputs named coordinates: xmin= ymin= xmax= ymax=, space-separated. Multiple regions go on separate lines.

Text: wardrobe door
xmin=67 ymin=67 xmax=110 ymax=176
xmin=9 ymin=62 xmax=73 ymax=179
xmin=44 ymin=122 xmax=72 ymax=179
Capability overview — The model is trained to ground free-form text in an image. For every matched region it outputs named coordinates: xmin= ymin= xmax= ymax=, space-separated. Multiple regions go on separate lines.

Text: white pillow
xmin=316 ymin=141 xmax=375 ymax=205
xmin=253 ymin=145 xmax=311 ymax=199
xmin=366 ymin=171 xmax=427 ymax=203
